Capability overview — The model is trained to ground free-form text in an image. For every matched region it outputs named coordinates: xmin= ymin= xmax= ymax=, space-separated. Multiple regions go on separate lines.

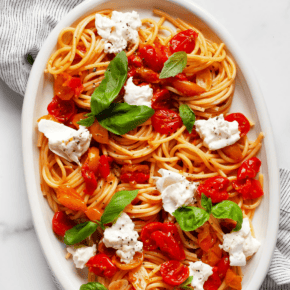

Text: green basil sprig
xmin=178 ymin=276 xmax=193 ymax=290
xmin=173 ymin=194 xmax=243 ymax=232
xmin=179 ymin=104 xmax=195 ymax=133
xmin=97 ymin=103 xmax=154 ymax=135
xmin=64 ymin=190 xmax=139 ymax=245
xmin=159 ymin=51 xmax=187 ymax=79
xmin=91 ymin=51 xmax=128 ymax=116
xmin=80 ymin=282 xmax=107 ymax=290
xmin=64 ymin=221 xmax=99 ymax=245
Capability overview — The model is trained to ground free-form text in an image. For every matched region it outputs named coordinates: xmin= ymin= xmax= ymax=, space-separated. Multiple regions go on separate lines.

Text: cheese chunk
xmin=188 ymin=261 xmax=213 ymax=290
xmin=95 ymin=11 xmax=142 ymax=54
xmin=38 ymin=119 xmax=92 ymax=165
xmin=66 ymin=244 xmax=96 ymax=269
xmin=195 ymin=114 xmax=240 ymax=150
xmin=155 ymin=169 xmax=198 ymax=214
xmin=103 ymin=213 xmax=143 ymax=264
xmin=124 ymin=77 xmax=153 ymax=107
xmin=220 ymin=218 xmax=261 ymax=266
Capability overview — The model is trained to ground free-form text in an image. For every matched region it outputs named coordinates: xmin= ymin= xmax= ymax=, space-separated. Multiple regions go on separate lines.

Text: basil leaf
xmin=179 ymin=276 xmax=193 ymax=290
xmin=179 ymin=104 xmax=195 ymax=133
xmin=27 ymin=54 xmax=34 ymax=65
xmin=97 ymin=103 xmax=154 ymax=135
xmin=173 ymin=206 xmax=210 ymax=232
xmin=77 ymin=114 xmax=96 ymax=127
xmin=211 ymin=200 xmax=243 ymax=231
xmin=201 ymin=193 xmax=212 ymax=214
xmin=90 ymin=51 xmax=128 ymax=116
xmin=101 ymin=190 xmax=139 ymax=225
xmin=159 ymin=51 xmax=187 ymax=79
xmin=80 ymin=282 xmax=107 ymax=290
xmin=64 ymin=221 xmax=99 ymax=245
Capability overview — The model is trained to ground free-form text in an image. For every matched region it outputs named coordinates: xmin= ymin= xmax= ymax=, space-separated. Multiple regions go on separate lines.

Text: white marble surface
xmin=0 ymin=0 xmax=290 ymax=289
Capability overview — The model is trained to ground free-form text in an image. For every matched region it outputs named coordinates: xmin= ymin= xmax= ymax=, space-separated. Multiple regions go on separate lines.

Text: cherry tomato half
xmin=86 ymin=253 xmax=117 ymax=278
xmin=225 ymin=113 xmax=250 ymax=137
xmin=198 ymin=223 xmax=217 ymax=252
xmin=128 ymin=54 xmax=143 ymax=67
xmin=151 ymin=89 xmax=171 ymax=110
xmin=232 ymin=178 xmax=264 ymax=200
xmin=225 ymin=269 xmax=242 ymax=290
xmin=169 ymin=29 xmax=198 ymax=53
xmin=151 ymin=109 xmax=182 ymax=135
xmin=217 ymin=256 xmax=230 ymax=280
xmin=52 ymin=211 xmax=75 ymax=237
xmin=140 ymin=222 xmax=165 ymax=251
xmin=160 ymin=260 xmax=189 ymax=286
xmin=237 ymin=157 xmax=261 ymax=180
xmin=204 ymin=267 xmax=222 ymax=290
xmin=47 ymin=96 xmax=76 ymax=123
xmin=197 ymin=176 xmax=230 ymax=204
xmin=81 ymin=162 xmax=98 ymax=196
xmin=98 ymin=155 xmax=113 ymax=179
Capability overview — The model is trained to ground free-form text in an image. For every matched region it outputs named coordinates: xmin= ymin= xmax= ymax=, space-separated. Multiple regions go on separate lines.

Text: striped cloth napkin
xmin=0 ymin=1 xmax=289 ymax=289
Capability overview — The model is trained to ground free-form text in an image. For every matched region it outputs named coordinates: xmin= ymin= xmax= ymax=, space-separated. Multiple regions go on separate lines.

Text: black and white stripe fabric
xmin=0 ymin=0 xmax=84 ymax=96
xmin=0 ymin=1 xmax=289 ymax=289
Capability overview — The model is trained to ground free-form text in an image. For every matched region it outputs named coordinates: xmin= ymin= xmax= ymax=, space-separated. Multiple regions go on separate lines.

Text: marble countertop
xmin=1 ymin=0 xmax=290 ymax=289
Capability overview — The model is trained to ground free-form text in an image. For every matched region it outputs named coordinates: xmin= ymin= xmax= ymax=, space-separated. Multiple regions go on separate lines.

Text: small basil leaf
xmin=179 ymin=104 xmax=195 ymax=133
xmin=77 ymin=115 xmax=96 ymax=127
xmin=80 ymin=282 xmax=107 ymax=290
xmin=179 ymin=276 xmax=193 ymax=290
xmin=101 ymin=190 xmax=139 ymax=225
xmin=172 ymin=206 xmax=210 ymax=232
xmin=97 ymin=103 xmax=154 ymax=135
xmin=159 ymin=51 xmax=187 ymax=79
xmin=64 ymin=221 xmax=99 ymax=245
xmin=211 ymin=200 xmax=243 ymax=231
xmin=90 ymin=51 xmax=128 ymax=116
xmin=27 ymin=54 xmax=34 ymax=65
xmin=201 ymin=193 xmax=212 ymax=214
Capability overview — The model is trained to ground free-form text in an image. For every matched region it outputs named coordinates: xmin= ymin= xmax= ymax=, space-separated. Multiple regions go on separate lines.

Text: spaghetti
xmin=38 ymin=9 xmax=264 ymax=290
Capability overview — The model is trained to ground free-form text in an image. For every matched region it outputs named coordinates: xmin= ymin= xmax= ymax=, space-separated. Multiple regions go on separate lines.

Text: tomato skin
xmin=47 ymin=96 xmax=76 ymax=123
xmin=120 ymin=164 xmax=150 ymax=184
xmin=152 ymin=109 xmax=182 ymax=135
xmin=140 ymin=222 xmax=165 ymax=250
xmin=86 ymin=253 xmax=117 ymax=278
xmin=155 ymin=43 xmax=171 ymax=65
xmin=56 ymin=185 xmax=87 ymax=212
xmin=98 ymin=241 xmax=116 ymax=257
xmin=198 ymin=223 xmax=217 ymax=252
xmin=160 ymin=260 xmax=189 ymax=286
xmin=136 ymin=67 xmax=159 ymax=83
xmin=222 ymin=144 xmax=243 ymax=162
xmin=237 ymin=157 xmax=261 ymax=180
xmin=52 ymin=211 xmax=75 ymax=236
xmin=151 ymin=89 xmax=171 ymax=110
xmin=139 ymin=44 xmax=164 ymax=72
xmin=225 ymin=269 xmax=242 ymax=290
xmin=89 ymin=120 xmax=109 ymax=144
xmin=204 ymin=267 xmax=222 ymax=290
xmin=54 ymin=73 xmax=83 ymax=100
xmin=128 ymin=54 xmax=143 ymax=67
xmin=85 ymin=207 xmax=103 ymax=221
xmin=112 ymin=252 xmax=144 ymax=270
xmin=172 ymin=79 xmax=205 ymax=96
xmin=98 ymin=155 xmax=113 ymax=179
xmin=169 ymin=29 xmax=198 ymax=53
xmin=197 ymin=176 xmax=230 ymax=204
xmin=217 ymin=256 xmax=230 ymax=280
xmin=81 ymin=162 xmax=98 ymax=195
xmin=233 ymin=178 xmax=263 ymax=200
xmin=225 ymin=113 xmax=250 ymax=137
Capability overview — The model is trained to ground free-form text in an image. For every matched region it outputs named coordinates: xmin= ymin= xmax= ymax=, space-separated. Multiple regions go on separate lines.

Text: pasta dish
xmin=37 ymin=8 xmax=264 ymax=290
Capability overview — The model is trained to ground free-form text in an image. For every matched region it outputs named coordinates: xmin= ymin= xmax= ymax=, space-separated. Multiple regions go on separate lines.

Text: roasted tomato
xmin=81 ymin=162 xmax=98 ymax=196
xmin=222 ymin=143 xmax=243 ymax=162
xmin=172 ymin=79 xmax=205 ymax=96
xmin=198 ymin=223 xmax=217 ymax=252
xmin=54 ymin=72 xmax=83 ymax=100
xmin=225 ymin=113 xmax=250 ymax=137
xmin=204 ymin=267 xmax=222 ymax=290
xmin=225 ymin=269 xmax=242 ymax=290
xmin=237 ymin=157 xmax=261 ymax=180
xmin=72 ymin=112 xmax=87 ymax=129
xmin=120 ymin=164 xmax=150 ymax=184
xmin=151 ymin=109 xmax=182 ymax=135
xmin=85 ymin=207 xmax=103 ymax=221
xmin=169 ymin=29 xmax=198 ymax=53
xmin=128 ymin=54 xmax=143 ymax=67
xmin=140 ymin=222 xmax=165 ymax=251
xmin=47 ymin=96 xmax=76 ymax=123
xmin=89 ymin=120 xmax=109 ymax=144
xmin=197 ymin=176 xmax=230 ymax=203
xmin=160 ymin=260 xmax=189 ymax=286
xmin=151 ymin=89 xmax=171 ymax=110
xmin=52 ymin=211 xmax=75 ymax=236
xmin=112 ymin=252 xmax=144 ymax=270
xmin=56 ymin=185 xmax=87 ymax=212
xmin=98 ymin=155 xmax=113 ymax=179
xmin=86 ymin=253 xmax=117 ymax=278
xmin=135 ymin=67 xmax=159 ymax=83
xmin=217 ymin=256 xmax=230 ymax=280
xmin=232 ymin=178 xmax=264 ymax=200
